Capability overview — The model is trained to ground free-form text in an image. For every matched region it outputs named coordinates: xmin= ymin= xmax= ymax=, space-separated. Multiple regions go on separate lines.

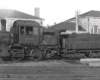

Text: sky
xmin=0 ymin=0 xmax=100 ymax=26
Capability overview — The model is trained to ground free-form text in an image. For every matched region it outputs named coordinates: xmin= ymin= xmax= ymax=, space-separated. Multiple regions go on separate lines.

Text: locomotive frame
xmin=0 ymin=20 xmax=100 ymax=61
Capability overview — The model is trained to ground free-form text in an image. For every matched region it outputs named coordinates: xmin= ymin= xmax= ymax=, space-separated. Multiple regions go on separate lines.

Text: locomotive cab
xmin=12 ymin=20 xmax=43 ymax=45
xmin=8 ymin=20 xmax=44 ymax=61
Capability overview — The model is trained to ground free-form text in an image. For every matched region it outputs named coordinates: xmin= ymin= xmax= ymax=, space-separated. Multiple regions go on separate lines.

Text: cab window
xmin=26 ymin=26 xmax=33 ymax=35
xmin=34 ymin=27 xmax=38 ymax=35
xmin=20 ymin=26 xmax=25 ymax=34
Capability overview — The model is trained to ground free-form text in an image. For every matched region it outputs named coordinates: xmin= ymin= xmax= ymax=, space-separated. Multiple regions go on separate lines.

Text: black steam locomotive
xmin=0 ymin=20 xmax=100 ymax=61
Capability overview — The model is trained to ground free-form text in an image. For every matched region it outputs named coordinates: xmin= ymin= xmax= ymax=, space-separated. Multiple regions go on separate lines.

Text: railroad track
xmin=0 ymin=58 xmax=79 ymax=64
xmin=0 ymin=66 xmax=100 ymax=80
xmin=0 ymin=60 xmax=99 ymax=80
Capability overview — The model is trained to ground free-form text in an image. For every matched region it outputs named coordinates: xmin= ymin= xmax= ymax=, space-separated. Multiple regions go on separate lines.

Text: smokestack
xmin=34 ymin=7 xmax=40 ymax=17
xmin=1 ymin=19 xmax=6 ymax=31
xmin=76 ymin=11 xmax=79 ymax=34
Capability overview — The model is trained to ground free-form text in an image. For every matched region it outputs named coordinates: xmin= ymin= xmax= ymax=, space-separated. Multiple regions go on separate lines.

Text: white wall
xmin=68 ymin=17 xmax=100 ymax=34
xmin=81 ymin=17 xmax=100 ymax=34
xmin=67 ymin=17 xmax=87 ymax=33
xmin=81 ymin=18 xmax=88 ymax=32
xmin=88 ymin=17 xmax=100 ymax=34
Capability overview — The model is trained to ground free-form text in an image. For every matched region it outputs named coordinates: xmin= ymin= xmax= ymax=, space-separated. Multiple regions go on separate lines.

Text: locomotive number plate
xmin=25 ymin=38 xmax=34 ymax=40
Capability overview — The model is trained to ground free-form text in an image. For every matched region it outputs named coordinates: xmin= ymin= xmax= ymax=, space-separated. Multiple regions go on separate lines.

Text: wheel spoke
xmin=32 ymin=51 xmax=43 ymax=61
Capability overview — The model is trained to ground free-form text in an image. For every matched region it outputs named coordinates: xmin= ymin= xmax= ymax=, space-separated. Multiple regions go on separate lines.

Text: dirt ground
xmin=0 ymin=59 xmax=100 ymax=80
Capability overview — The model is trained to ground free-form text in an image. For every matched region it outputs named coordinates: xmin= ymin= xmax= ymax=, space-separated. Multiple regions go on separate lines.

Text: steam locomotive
xmin=0 ymin=20 xmax=100 ymax=61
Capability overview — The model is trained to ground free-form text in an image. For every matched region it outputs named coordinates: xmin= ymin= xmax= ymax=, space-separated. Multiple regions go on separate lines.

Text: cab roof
xmin=14 ymin=20 xmax=40 ymax=26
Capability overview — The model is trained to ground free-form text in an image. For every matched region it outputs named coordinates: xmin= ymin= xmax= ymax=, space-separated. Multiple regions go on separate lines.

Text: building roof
xmin=81 ymin=10 xmax=100 ymax=17
xmin=48 ymin=21 xmax=86 ymax=31
xmin=67 ymin=10 xmax=100 ymax=21
xmin=0 ymin=9 xmax=44 ymax=20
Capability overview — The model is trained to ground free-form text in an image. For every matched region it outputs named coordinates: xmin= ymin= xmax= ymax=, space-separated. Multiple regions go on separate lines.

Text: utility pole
xmin=76 ymin=11 xmax=79 ymax=34
xmin=88 ymin=18 xmax=89 ymax=33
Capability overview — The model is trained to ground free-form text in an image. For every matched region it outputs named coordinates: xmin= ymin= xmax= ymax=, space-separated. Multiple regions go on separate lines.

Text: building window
xmin=91 ymin=25 xmax=98 ymax=34
xmin=94 ymin=25 xmax=98 ymax=34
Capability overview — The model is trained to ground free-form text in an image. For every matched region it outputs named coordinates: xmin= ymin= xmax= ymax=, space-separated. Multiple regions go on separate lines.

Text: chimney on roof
xmin=34 ymin=7 xmax=40 ymax=17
